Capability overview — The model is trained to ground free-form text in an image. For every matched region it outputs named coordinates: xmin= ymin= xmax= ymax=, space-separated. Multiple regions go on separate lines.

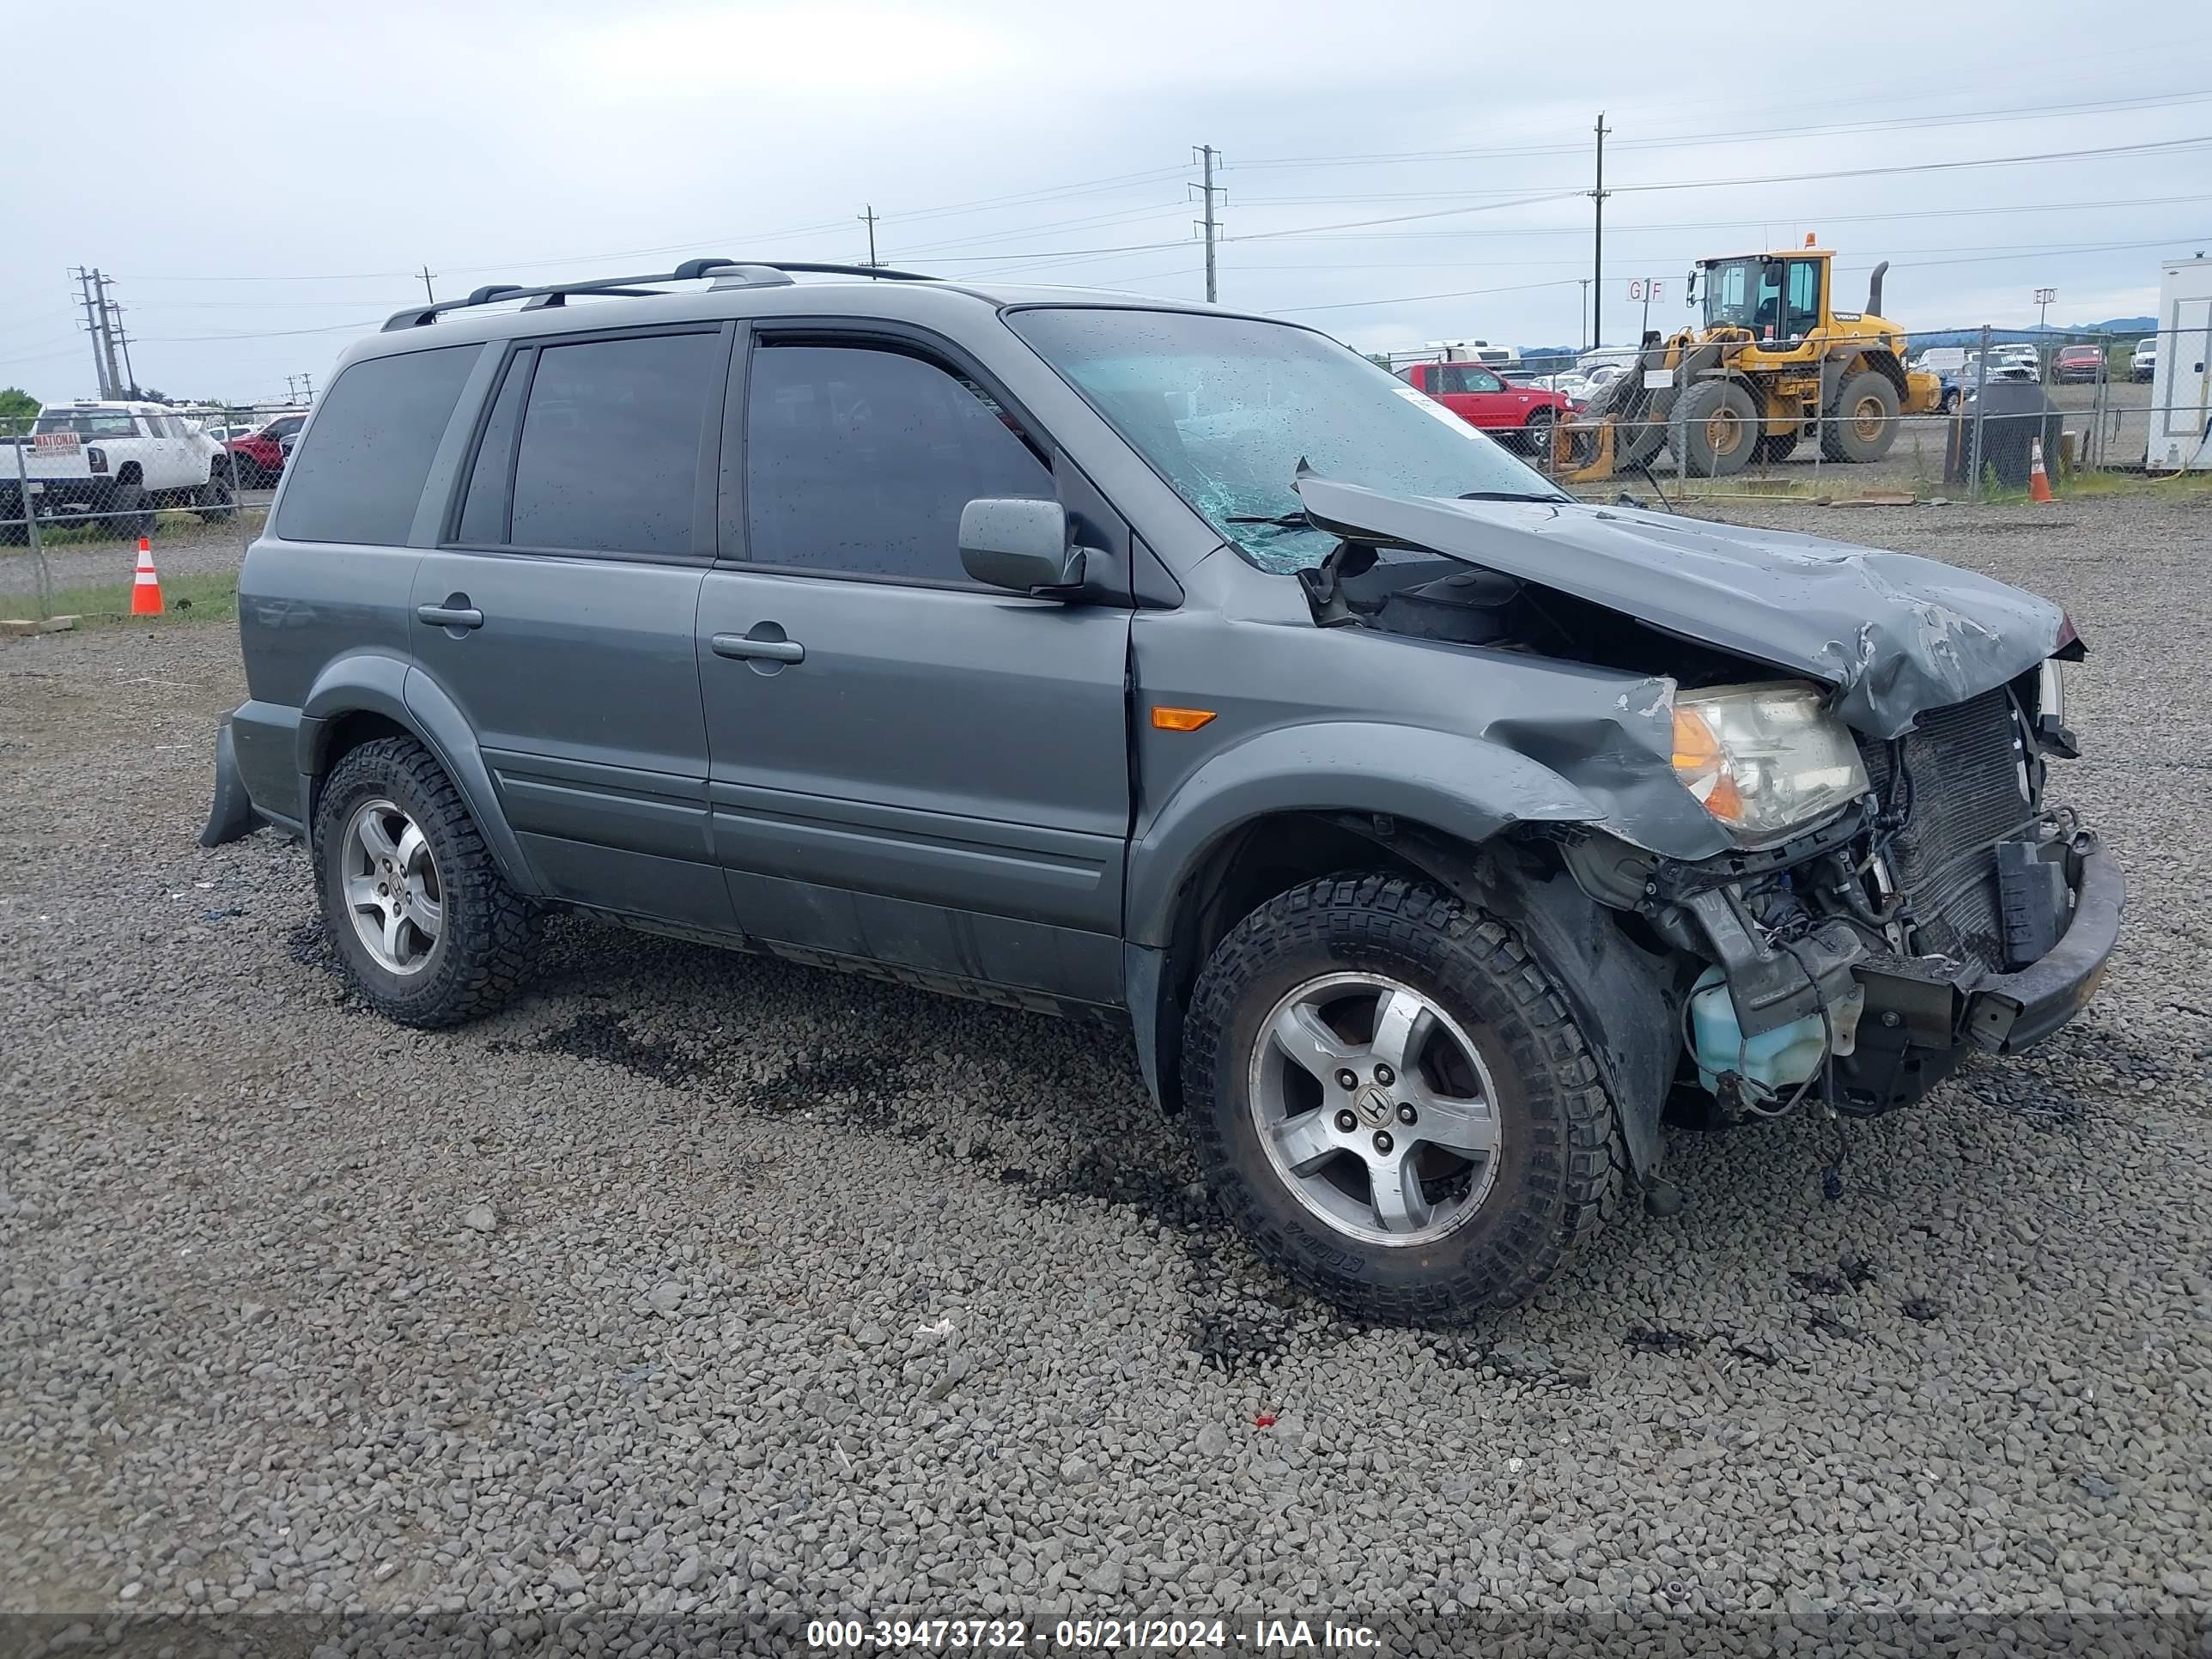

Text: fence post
xmin=228 ymin=435 xmax=252 ymax=561
xmin=2090 ymin=359 xmax=2107 ymax=468
xmin=1968 ymin=325 xmax=1990 ymax=505
xmin=11 ymin=434 xmax=54 ymax=622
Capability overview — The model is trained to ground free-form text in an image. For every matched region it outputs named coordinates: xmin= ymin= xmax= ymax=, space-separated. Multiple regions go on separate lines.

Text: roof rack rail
xmin=380 ymin=258 xmax=939 ymax=331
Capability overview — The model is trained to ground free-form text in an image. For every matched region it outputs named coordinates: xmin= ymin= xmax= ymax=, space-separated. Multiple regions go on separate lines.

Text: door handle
xmin=711 ymin=632 xmax=805 ymax=664
xmin=416 ymin=602 xmax=483 ymax=629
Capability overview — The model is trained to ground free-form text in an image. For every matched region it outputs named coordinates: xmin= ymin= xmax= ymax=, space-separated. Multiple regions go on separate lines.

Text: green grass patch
xmin=9 ymin=570 xmax=239 ymax=628
xmin=4 ymin=504 xmax=266 ymax=550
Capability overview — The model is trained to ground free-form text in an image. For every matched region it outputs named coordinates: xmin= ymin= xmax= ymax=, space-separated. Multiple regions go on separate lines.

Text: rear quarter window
xmin=275 ymin=346 xmax=479 ymax=546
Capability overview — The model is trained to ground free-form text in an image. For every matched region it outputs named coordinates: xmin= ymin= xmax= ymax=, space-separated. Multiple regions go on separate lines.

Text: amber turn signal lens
xmin=1671 ymin=705 xmax=1722 ymax=775
xmin=1671 ymin=705 xmax=1745 ymax=823
xmin=1152 ymin=706 xmax=1218 ymax=732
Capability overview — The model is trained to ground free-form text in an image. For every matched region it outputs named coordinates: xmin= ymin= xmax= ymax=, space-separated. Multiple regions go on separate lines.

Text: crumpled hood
xmin=1294 ymin=478 xmax=2065 ymax=739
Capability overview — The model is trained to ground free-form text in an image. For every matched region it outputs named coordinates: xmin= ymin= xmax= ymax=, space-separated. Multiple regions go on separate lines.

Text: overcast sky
xmin=3 ymin=0 xmax=2206 ymax=405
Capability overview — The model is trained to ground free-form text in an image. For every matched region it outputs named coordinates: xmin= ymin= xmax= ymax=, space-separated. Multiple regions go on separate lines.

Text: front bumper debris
xmin=1678 ymin=819 xmax=2122 ymax=1118
xmin=1961 ymin=841 xmax=2124 ymax=1054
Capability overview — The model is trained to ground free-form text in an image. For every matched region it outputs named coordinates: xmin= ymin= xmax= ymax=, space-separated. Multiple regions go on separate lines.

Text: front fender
xmin=1124 ymin=721 xmax=1602 ymax=948
xmin=291 ymin=653 xmax=539 ymax=895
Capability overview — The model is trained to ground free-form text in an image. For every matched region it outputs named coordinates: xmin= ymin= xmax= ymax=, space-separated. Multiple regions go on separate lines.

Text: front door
xmin=696 ymin=333 xmax=1132 ymax=1005
xmin=1425 ymin=363 xmax=1519 ymax=430
xmin=410 ymin=325 xmax=735 ymax=930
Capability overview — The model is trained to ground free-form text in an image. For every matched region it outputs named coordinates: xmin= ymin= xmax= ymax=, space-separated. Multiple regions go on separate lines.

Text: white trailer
xmin=2148 ymin=254 xmax=2212 ymax=471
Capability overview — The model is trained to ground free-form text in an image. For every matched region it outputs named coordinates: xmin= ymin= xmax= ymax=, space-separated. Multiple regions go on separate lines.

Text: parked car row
xmin=0 ymin=399 xmax=237 ymax=541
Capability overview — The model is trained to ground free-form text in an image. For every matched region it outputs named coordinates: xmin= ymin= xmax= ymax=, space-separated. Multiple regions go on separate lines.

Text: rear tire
xmin=1671 ymin=380 xmax=1759 ymax=477
xmin=312 ymin=736 xmax=541 ymax=1028
xmin=1822 ymin=370 xmax=1900 ymax=463
xmin=1182 ymin=872 xmax=1623 ymax=1324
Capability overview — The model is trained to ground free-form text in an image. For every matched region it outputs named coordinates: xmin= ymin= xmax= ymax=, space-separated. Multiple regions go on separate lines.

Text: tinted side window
xmin=456 ymin=349 xmax=531 ymax=544
xmin=274 ymin=345 xmax=477 ymax=546
xmin=745 ymin=345 xmax=1052 ymax=580
xmin=1429 ymin=365 xmax=1468 ymax=394
xmin=507 ymin=332 xmax=721 ymax=556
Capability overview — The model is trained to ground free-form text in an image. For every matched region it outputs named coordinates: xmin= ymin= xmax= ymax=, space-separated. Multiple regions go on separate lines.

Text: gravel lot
xmin=3 ymin=489 xmax=2209 ymax=1654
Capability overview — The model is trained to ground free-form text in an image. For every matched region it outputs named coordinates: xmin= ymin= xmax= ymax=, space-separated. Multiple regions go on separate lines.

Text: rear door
xmin=695 ymin=327 xmax=1133 ymax=1005
xmin=409 ymin=324 xmax=735 ymax=930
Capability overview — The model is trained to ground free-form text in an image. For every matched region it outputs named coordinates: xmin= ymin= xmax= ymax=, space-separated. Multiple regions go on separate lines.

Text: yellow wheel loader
xmin=1559 ymin=246 xmax=1944 ymax=481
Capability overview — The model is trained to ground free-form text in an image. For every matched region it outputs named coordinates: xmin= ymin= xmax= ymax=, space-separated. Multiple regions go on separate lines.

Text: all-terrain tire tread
xmin=311 ymin=736 xmax=539 ymax=1028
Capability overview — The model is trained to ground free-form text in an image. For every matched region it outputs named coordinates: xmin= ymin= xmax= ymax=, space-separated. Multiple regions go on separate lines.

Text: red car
xmin=1400 ymin=361 xmax=1571 ymax=452
xmin=2053 ymin=344 xmax=2106 ymax=385
xmin=223 ymin=410 xmax=308 ymax=488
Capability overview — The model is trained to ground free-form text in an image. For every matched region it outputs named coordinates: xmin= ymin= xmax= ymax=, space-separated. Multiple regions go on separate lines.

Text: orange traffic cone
xmin=130 ymin=538 xmax=164 ymax=616
xmin=2028 ymin=437 xmax=2056 ymax=504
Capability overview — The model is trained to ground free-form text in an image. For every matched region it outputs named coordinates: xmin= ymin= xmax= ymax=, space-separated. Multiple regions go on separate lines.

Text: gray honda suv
xmin=202 ymin=258 xmax=2121 ymax=1323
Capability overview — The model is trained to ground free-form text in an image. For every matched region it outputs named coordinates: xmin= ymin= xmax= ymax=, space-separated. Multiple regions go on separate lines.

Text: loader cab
xmin=1695 ymin=252 xmax=1829 ymax=349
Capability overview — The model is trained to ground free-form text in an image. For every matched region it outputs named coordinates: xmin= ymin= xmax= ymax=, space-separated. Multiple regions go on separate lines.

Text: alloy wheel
xmin=1246 ymin=971 xmax=1503 ymax=1246
xmin=340 ymin=797 xmax=443 ymax=975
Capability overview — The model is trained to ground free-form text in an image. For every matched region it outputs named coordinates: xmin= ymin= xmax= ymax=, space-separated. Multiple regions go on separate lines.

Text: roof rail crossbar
xmin=380 ymin=258 xmax=940 ymax=331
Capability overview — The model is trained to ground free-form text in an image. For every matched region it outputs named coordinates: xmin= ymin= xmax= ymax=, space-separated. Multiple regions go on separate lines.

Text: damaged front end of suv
xmin=1294 ymin=477 xmax=2122 ymax=1179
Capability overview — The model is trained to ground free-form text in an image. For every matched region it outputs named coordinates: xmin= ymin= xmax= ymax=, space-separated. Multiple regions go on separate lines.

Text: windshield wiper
xmin=1225 ymin=511 xmax=1315 ymax=528
xmin=1456 ymin=489 xmax=1567 ymax=503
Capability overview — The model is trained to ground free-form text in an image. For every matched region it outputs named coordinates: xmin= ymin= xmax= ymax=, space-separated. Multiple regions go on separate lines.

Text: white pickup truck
xmin=1 ymin=400 xmax=235 ymax=543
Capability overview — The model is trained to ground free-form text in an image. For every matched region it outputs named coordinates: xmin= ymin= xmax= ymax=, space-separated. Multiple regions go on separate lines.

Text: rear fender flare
xmin=296 ymin=654 xmax=539 ymax=894
xmin=1124 ymin=722 xmax=1602 ymax=950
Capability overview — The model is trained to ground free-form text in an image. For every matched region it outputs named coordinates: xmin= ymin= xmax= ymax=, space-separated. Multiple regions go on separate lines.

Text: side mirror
xmin=959 ymin=498 xmax=1085 ymax=596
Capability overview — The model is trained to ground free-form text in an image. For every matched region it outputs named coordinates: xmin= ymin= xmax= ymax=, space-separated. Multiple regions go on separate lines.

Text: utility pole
xmin=72 ymin=268 xmax=112 ymax=398
xmin=417 ymin=264 xmax=436 ymax=302
xmin=1589 ymin=114 xmax=1610 ymax=349
xmin=1193 ymin=144 xmax=1222 ymax=303
xmin=91 ymin=270 xmax=125 ymax=403
xmin=859 ymin=204 xmax=880 ymax=268
xmin=112 ymin=307 xmax=138 ymax=398
xmin=300 ymin=372 xmax=314 ymax=404
xmin=1577 ymin=278 xmax=1591 ymax=351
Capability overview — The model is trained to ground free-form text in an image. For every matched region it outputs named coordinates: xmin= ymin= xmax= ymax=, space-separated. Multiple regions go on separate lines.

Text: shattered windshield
xmin=1006 ymin=307 xmax=1563 ymax=573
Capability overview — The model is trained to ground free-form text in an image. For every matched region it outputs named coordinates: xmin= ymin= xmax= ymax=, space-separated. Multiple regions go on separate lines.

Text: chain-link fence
xmin=1376 ymin=316 xmax=2211 ymax=506
xmin=1 ymin=402 xmax=288 ymax=620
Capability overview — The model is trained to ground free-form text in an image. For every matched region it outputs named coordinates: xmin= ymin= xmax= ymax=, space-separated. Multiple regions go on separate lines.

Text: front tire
xmin=1182 ymin=874 xmax=1621 ymax=1324
xmin=312 ymin=736 xmax=540 ymax=1028
xmin=1822 ymin=370 xmax=1900 ymax=463
xmin=194 ymin=470 xmax=235 ymax=522
xmin=1671 ymin=379 xmax=1759 ymax=477
xmin=1519 ymin=406 xmax=1557 ymax=460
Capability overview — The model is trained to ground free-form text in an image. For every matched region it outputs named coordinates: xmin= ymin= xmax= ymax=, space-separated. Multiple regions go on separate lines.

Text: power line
xmin=1231 ymin=192 xmax=2212 ymax=243
xmin=1230 ymin=86 xmax=2212 ymax=170
xmin=1609 ymin=134 xmax=2212 ymax=195
xmin=1230 ymin=189 xmax=1588 ymax=244
xmin=1268 ymin=277 xmax=1583 ymax=317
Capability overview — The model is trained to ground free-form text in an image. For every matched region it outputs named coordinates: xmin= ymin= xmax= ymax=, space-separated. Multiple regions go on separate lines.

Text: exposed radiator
xmin=1858 ymin=689 xmax=2033 ymax=969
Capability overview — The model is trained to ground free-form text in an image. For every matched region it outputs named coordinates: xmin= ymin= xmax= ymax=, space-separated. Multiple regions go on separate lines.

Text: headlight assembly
xmin=1671 ymin=682 xmax=1869 ymax=841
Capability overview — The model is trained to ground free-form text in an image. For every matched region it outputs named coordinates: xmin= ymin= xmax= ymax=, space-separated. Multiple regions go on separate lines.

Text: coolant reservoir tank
xmin=1690 ymin=965 xmax=1863 ymax=1096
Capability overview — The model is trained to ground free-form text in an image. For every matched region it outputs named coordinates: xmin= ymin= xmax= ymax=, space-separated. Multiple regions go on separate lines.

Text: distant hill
xmin=1907 ymin=317 xmax=2154 ymax=347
